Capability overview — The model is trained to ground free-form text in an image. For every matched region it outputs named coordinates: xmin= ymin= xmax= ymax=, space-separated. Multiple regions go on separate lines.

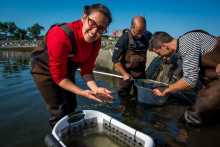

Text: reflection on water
xmin=0 ymin=49 xmax=220 ymax=147
xmin=0 ymin=50 xmax=30 ymax=86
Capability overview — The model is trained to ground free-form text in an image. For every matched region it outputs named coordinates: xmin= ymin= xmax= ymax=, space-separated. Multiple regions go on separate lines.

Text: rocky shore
xmin=0 ymin=40 xmax=40 ymax=47
xmin=0 ymin=40 xmax=117 ymax=48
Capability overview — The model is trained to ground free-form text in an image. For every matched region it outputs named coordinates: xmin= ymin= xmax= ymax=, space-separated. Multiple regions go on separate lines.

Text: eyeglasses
xmin=86 ymin=15 xmax=107 ymax=34
xmin=132 ymin=29 xmax=146 ymax=37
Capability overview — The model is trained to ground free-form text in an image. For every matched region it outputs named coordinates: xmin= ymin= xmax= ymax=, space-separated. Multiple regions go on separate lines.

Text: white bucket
xmin=45 ymin=110 xmax=157 ymax=147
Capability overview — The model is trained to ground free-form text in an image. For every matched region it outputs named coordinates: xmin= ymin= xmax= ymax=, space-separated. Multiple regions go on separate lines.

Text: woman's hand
xmin=82 ymin=90 xmax=103 ymax=103
xmin=94 ymin=87 xmax=113 ymax=98
xmin=151 ymin=86 xmax=168 ymax=97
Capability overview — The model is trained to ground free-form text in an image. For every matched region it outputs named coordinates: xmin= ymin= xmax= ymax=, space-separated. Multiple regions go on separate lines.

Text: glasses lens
xmin=103 ymin=30 xmax=107 ymax=34
xmin=135 ymin=32 xmax=146 ymax=37
xmin=133 ymin=29 xmax=146 ymax=36
xmin=99 ymin=28 xmax=107 ymax=34
xmin=97 ymin=28 xmax=103 ymax=34
xmin=88 ymin=19 xmax=97 ymax=27
xmin=88 ymin=16 xmax=107 ymax=34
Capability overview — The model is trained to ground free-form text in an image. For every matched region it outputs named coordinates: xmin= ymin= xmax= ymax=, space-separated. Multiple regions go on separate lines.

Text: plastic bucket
xmin=134 ymin=79 xmax=170 ymax=106
xmin=45 ymin=110 xmax=157 ymax=147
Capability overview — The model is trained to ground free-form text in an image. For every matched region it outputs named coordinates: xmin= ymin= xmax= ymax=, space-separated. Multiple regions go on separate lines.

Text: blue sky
xmin=1 ymin=0 xmax=220 ymax=38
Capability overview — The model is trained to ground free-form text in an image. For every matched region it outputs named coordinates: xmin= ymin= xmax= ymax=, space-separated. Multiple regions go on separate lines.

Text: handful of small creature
xmin=92 ymin=93 xmax=114 ymax=103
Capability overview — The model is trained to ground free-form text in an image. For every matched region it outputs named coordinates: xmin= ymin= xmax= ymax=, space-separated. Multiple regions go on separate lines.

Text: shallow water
xmin=0 ymin=49 xmax=220 ymax=147
xmin=61 ymin=123 xmax=120 ymax=147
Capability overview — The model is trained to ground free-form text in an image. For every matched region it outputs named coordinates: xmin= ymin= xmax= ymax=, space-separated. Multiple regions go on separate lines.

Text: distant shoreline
xmin=0 ymin=45 xmax=107 ymax=52
xmin=0 ymin=46 xmax=36 ymax=52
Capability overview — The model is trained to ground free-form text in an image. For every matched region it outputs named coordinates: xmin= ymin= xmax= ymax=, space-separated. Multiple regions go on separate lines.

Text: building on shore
xmin=0 ymin=34 xmax=7 ymax=40
xmin=113 ymin=29 xmax=123 ymax=37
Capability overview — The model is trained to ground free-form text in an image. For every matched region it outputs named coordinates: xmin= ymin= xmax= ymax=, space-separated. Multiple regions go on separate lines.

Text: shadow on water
xmin=116 ymin=95 xmax=220 ymax=147
xmin=1 ymin=49 xmax=220 ymax=147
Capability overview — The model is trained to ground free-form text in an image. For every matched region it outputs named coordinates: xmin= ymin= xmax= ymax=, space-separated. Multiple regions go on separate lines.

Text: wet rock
xmin=94 ymin=44 xmax=119 ymax=74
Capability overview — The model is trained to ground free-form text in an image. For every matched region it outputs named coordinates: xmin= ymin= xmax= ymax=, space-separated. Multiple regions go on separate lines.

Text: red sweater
xmin=46 ymin=20 xmax=101 ymax=85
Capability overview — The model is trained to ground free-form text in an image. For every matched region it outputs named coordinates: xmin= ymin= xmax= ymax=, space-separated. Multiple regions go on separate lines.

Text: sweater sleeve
xmin=80 ymin=38 xmax=101 ymax=77
xmin=47 ymin=27 xmax=71 ymax=85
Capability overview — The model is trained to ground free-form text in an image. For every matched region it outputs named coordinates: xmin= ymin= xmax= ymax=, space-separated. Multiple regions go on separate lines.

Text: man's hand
xmin=151 ymin=86 xmax=168 ymax=97
xmin=158 ymin=55 xmax=171 ymax=63
xmin=151 ymin=78 xmax=193 ymax=97
xmin=122 ymin=73 xmax=133 ymax=81
xmin=165 ymin=57 xmax=171 ymax=63
xmin=114 ymin=62 xmax=133 ymax=81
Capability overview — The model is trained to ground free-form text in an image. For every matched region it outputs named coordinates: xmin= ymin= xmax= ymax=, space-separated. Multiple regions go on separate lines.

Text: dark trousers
xmin=180 ymin=79 xmax=220 ymax=126
xmin=33 ymin=74 xmax=77 ymax=128
xmin=118 ymin=79 xmax=137 ymax=97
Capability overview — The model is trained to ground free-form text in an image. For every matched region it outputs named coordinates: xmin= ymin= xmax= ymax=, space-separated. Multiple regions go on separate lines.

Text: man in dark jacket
xmin=149 ymin=30 xmax=220 ymax=126
xmin=112 ymin=16 xmax=152 ymax=97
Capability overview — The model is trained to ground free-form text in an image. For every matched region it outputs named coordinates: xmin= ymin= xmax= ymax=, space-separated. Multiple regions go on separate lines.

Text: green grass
xmin=101 ymin=39 xmax=118 ymax=41
xmin=101 ymin=45 xmax=107 ymax=48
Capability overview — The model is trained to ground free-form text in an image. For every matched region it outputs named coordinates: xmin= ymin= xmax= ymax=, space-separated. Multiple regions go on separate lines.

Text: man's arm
xmin=164 ymin=78 xmax=195 ymax=94
xmin=151 ymin=78 xmax=195 ymax=96
xmin=112 ymin=34 xmax=133 ymax=81
xmin=114 ymin=62 xmax=133 ymax=81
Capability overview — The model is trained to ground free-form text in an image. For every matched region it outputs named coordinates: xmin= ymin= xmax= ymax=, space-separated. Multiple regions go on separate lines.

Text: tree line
xmin=1 ymin=21 xmax=220 ymax=40
xmin=0 ymin=22 xmax=44 ymax=40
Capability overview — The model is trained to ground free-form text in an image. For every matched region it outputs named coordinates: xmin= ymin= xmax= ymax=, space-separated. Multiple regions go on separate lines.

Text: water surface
xmin=0 ymin=49 xmax=220 ymax=147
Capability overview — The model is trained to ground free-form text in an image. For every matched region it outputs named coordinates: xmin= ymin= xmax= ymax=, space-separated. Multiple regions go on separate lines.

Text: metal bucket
xmin=134 ymin=79 xmax=170 ymax=106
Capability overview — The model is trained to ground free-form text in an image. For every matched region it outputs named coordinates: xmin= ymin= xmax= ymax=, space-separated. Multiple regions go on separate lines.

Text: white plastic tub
xmin=45 ymin=110 xmax=157 ymax=147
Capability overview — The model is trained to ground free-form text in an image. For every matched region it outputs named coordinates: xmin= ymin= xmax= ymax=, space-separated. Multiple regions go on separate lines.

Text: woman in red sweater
xmin=31 ymin=4 xmax=112 ymax=128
